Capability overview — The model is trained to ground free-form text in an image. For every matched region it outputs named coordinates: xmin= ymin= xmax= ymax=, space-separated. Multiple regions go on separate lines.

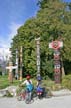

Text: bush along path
xmin=0 ymin=85 xmax=71 ymax=98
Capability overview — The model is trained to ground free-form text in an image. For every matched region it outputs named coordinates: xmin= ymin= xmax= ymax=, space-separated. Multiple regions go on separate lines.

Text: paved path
xmin=0 ymin=95 xmax=71 ymax=108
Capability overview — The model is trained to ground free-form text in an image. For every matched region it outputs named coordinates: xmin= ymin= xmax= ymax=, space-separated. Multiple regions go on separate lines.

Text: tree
xmin=11 ymin=0 xmax=71 ymax=78
xmin=37 ymin=0 xmax=71 ymax=74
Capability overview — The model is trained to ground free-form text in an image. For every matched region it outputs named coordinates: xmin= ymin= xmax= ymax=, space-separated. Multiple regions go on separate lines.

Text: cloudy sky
xmin=0 ymin=0 xmax=70 ymax=57
xmin=0 ymin=0 xmax=38 ymax=49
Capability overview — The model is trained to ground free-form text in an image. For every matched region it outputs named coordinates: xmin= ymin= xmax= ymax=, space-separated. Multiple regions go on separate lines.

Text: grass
xmin=0 ymin=75 xmax=20 ymax=89
xmin=0 ymin=75 xmax=9 ymax=89
xmin=0 ymin=74 xmax=69 ymax=91
xmin=0 ymin=75 xmax=55 ymax=90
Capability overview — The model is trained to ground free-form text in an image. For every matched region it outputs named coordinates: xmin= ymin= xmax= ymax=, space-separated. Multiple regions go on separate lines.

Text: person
xmin=21 ymin=75 xmax=34 ymax=102
xmin=36 ymin=75 xmax=45 ymax=97
xmin=36 ymin=75 xmax=43 ymax=92
xmin=36 ymin=75 xmax=42 ymax=87
xmin=21 ymin=75 xmax=34 ymax=92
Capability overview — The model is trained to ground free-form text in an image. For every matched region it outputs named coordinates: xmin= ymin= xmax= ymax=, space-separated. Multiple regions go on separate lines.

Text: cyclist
xmin=21 ymin=75 xmax=34 ymax=103
xmin=36 ymin=75 xmax=42 ymax=87
xmin=36 ymin=75 xmax=45 ymax=98
xmin=36 ymin=75 xmax=43 ymax=92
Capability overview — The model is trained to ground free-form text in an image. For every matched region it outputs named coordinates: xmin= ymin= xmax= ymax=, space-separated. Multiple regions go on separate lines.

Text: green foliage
xmin=62 ymin=75 xmax=71 ymax=90
xmin=0 ymin=75 xmax=10 ymax=89
xmin=11 ymin=0 xmax=71 ymax=78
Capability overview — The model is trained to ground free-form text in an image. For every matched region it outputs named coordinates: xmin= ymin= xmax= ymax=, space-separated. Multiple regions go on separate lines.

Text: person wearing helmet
xmin=21 ymin=75 xmax=33 ymax=92
xmin=21 ymin=75 xmax=34 ymax=102
xmin=26 ymin=75 xmax=31 ymax=80
xmin=36 ymin=75 xmax=45 ymax=98
xmin=36 ymin=75 xmax=42 ymax=91
xmin=36 ymin=75 xmax=42 ymax=87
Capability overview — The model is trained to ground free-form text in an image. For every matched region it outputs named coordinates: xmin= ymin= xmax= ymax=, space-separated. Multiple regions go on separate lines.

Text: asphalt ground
xmin=0 ymin=95 xmax=71 ymax=108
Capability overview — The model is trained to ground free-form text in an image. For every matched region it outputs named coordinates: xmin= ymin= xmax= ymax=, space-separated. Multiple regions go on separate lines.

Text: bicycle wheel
xmin=17 ymin=94 xmax=22 ymax=101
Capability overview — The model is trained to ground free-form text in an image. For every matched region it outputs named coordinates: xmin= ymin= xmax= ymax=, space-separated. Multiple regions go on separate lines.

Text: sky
xmin=0 ymin=0 xmax=39 ymax=49
xmin=0 ymin=0 xmax=71 ymax=58
xmin=0 ymin=0 xmax=38 ymax=57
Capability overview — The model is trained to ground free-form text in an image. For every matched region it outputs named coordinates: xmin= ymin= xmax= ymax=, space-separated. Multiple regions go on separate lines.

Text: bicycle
xmin=17 ymin=89 xmax=26 ymax=101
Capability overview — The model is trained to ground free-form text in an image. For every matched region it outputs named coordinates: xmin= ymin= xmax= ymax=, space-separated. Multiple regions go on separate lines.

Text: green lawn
xmin=0 ymin=75 xmax=21 ymax=89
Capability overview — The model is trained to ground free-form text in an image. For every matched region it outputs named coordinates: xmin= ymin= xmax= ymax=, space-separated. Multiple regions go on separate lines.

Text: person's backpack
xmin=27 ymin=81 xmax=34 ymax=92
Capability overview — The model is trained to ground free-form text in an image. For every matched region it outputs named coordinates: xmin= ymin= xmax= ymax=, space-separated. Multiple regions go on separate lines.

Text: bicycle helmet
xmin=37 ymin=75 xmax=42 ymax=81
xmin=26 ymin=75 xmax=31 ymax=79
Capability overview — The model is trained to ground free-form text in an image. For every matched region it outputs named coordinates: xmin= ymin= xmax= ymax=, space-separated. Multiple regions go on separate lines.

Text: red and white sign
xmin=49 ymin=41 xmax=63 ymax=50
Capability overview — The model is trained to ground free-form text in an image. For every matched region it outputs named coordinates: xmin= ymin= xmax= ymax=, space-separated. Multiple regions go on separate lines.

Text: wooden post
xmin=35 ymin=37 xmax=40 ymax=77
xmin=49 ymin=40 xmax=63 ymax=83
xmin=7 ymin=61 xmax=13 ymax=83
xmin=61 ymin=57 xmax=65 ymax=78
xmin=6 ymin=61 xmax=17 ymax=83
xmin=15 ymin=49 xmax=18 ymax=79
xmin=19 ymin=46 xmax=23 ymax=81
xmin=6 ymin=48 xmax=17 ymax=83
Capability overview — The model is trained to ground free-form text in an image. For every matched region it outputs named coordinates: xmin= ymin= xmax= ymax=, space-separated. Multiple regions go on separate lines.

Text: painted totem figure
xmin=49 ymin=40 xmax=63 ymax=83
xmin=54 ymin=50 xmax=61 ymax=83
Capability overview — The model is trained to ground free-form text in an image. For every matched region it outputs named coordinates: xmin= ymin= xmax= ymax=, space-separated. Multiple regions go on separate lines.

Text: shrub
xmin=62 ymin=75 xmax=71 ymax=90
